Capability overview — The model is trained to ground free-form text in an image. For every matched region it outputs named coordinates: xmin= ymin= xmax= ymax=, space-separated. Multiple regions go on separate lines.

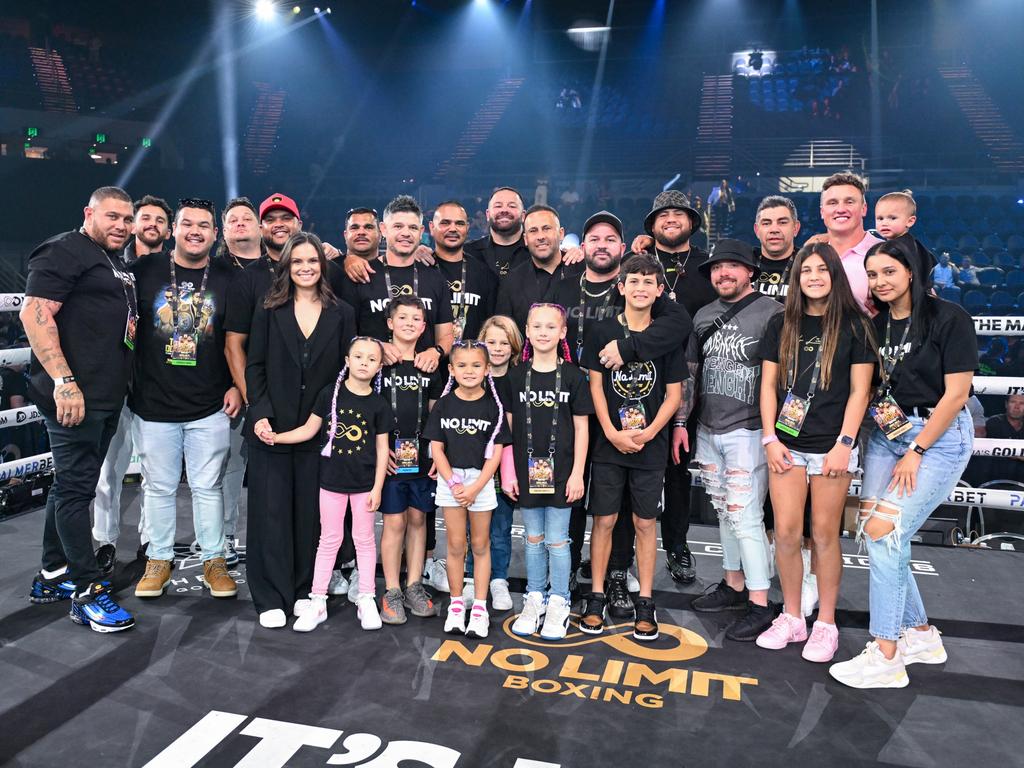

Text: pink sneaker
xmin=802 ymin=620 xmax=840 ymax=662
xmin=755 ymin=612 xmax=807 ymax=650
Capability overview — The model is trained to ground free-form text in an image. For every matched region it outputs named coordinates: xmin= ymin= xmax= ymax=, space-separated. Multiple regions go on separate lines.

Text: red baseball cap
xmin=259 ymin=192 xmax=301 ymax=220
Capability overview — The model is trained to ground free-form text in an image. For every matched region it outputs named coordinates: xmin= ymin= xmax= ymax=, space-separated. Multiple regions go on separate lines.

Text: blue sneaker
xmin=69 ymin=583 xmax=135 ymax=633
xmin=29 ymin=573 xmax=76 ymax=604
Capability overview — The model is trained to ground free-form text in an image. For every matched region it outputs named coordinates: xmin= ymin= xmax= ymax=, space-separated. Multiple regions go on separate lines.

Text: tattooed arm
xmin=20 ymin=296 xmax=85 ymax=426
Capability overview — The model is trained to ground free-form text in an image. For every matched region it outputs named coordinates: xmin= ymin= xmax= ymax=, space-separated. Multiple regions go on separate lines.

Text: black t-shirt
xmin=339 ymin=260 xmax=454 ymax=349
xmin=129 ymin=257 xmax=234 ymax=422
xmin=759 ymin=313 xmax=876 ymax=452
xmin=0 ymin=367 xmax=28 ymax=410
xmin=498 ymin=362 xmax=594 ymax=508
xmin=654 ymin=246 xmax=717 ymax=320
xmin=465 ymin=235 xmax=531 ymax=278
xmin=582 ymin=315 xmax=687 ymax=469
xmin=753 ymin=249 xmax=795 ymax=302
xmin=423 ymin=389 xmax=512 ymax=470
xmin=549 ymin=269 xmax=623 ymax=364
xmin=495 ymin=259 xmax=574 ymax=333
xmin=875 ymin=298 xmax=978 ymax=411
xmin=314 ymin=383 xmax=394 ymax=493
xmin=381 ymin=360 xmax=445 ymax=478
xmin=25 ymin=230 xmax=136 ymax=415
xmin=434 ymin=256 xmax=497 ymax=341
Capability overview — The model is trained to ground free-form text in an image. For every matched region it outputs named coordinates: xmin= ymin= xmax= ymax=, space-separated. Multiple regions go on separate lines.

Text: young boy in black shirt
xmin=580 ymin=254 xmax=685 ymax=641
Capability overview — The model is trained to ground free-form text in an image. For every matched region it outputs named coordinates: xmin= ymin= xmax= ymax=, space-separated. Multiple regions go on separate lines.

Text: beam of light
xmin=255 ymin=0 xmax=276 ymax=22
xmin=216 ymin=3 xmax=239 ymax=200
xmin=574 ymin=0 xmax=615 ymax=187
xmin=662 ymin=173 xmax=681 ymax=192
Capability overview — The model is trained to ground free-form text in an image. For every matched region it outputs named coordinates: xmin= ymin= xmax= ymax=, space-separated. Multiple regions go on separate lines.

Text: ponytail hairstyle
xmin=522 ymin=302 xmax=572 ymax=362
xmin=477 ymin=314 xmax=523 ymax=367
xmin=321 ymin=336 xmax=386 ymax=457
xmin=445 ymin=340 xmax=505 ymax=459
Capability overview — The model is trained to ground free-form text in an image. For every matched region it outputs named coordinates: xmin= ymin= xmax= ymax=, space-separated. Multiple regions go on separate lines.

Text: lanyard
xmin=81 ymin=230 xmax=138 ymax=319
xmin=879 ymin=316 xmax=912 ymax=396
xmin=383 ymin=259 xmax=418 ymax=300
xmin=577 ymin=273 xmax=616 ymax=361
xmin=525 ymin=361 xmax=562 ymax=459
xmin=787 ymin=334 xmax=823 ymax=401
xmin=169 ymin=256 xmax=212 ymax=338
xmin=616 ymin=314 xmax=645 ymax=402
xmin=450 ymin=258 xmax=469 ymax=330
xmin=389 ymin=362 xmax=424 ymax=439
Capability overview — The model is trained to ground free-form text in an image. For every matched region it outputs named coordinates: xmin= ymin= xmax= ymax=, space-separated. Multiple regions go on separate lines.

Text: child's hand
xmin=387 ymin=449 xmax=398 ymax=476
xmin=503 ymin=477 xmax=519 ymax=501
xmin=452 ymin=482 xmax=470 ymax=506
xmin=428 ymin=462 xmax=437 ymax=479
xmin=566 ymin=471 xmax=585 ymax=504
xmin=608 ymin=429 xmax=640 ymax=454
xmin=259 ymin=429 xmax=277 ymax=446
xmin=367 ymin=488 xmax=381 ymax=512
xmin=461 ymin=483 xmax=481 ymax=508
xmin=631 ymin=428 xmax=655 ymax=447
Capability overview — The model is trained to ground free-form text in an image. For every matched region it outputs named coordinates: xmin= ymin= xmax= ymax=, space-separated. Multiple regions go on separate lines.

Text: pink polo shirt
xmin=839 ymin=231 xmax=884 ymax=316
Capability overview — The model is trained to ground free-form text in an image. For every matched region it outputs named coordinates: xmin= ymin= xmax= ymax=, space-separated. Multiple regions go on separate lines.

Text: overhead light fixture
xmin=254 ymin=0 xmax=276 ymax=21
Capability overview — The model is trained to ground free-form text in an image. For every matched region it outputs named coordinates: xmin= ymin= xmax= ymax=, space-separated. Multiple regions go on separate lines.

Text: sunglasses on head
xmin=452 ymin=340 xmax=488 ymax=350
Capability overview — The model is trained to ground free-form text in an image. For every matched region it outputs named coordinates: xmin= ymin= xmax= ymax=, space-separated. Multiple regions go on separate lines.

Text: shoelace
xmin=144 ymin=561 xmax=167 ymax=578
xmin=385 ymin=591 xmax=403 ymax=612
xmin=207 ymin=562 xmax=228 ymax=579
xmin=808 ymin=623 xmax=830 ymax=643
xmin=93 ymin=589 xmax=120 ymax=614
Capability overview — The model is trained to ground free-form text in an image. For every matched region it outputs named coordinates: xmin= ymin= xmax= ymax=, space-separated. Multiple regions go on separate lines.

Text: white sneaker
xmin=292 ymin=598 xmax=311 ymax=617
xmin=800 ymin=548 xmax=818 ymax=618
xmin=258 ymin=609 xmax=287 ymax=629
xmin=511 ymin=591 xmax=546 ymax=637
xmin=898 ymin=626 xmax=948 ymax=665
xmin=461 ymin=578 xmax=475 ymax=608
xmin=444 ymin=599 xmax=467 ymax=634
xmin=423 ymin=558 xmax=450 ymax=592
xmin=293 ymin=595 xmax=327 ymax=632
xmin=465 ymin=605 xmax=490 ymax=639
xmin=626 ymin=570 xmax=640 ymax=593
xmin=328 ymin=569 xmax=350 ymax=596
xmin=347 ymin=569 xmax=361 ymax=604
xmin=356 ymin=593 xmax=382 ymax=631
xmin=490 ymin=579 xmax=513 ymax=611
xmin=768 ymin=539 xmax=777 ymax=579
xmin=829 ymin=641 xmax=910 ymax=689
xmin=540 ymin=595 xmax=571 ymax=641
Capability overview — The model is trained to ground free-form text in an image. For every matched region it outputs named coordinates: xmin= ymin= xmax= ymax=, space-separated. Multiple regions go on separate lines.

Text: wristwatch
xmin=908 ymin=440 xmax=926 ymax=455
xmin=836 ymin=434 xmax=855 ymax=448
xmin=53 ymin=375 xmax=77 ymax=386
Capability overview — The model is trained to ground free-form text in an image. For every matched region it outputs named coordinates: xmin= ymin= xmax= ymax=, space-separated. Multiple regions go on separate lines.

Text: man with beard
xmin=91 ymin=194 xmax=172 ymax=574
xmin=430 ymin=201 xmax=497 ymax=342
xmin=23 ymin=186 xmax=138 ymax=631
xmin=752 ymin=196 xmax=802 ymax=301
xmin=464 ymin=186 xmax=531 ymax=278
xmin=130 ymin=198 xmax=241 ymax=602
xmin=219 ymin=196 xmax=263 ymax=268
xmin=496 ymin=205 xmax=570 ymax=332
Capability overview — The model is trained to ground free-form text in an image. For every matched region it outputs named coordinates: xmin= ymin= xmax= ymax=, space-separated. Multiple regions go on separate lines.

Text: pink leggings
xmin=311 ymin=488 xmax=376 ymax=597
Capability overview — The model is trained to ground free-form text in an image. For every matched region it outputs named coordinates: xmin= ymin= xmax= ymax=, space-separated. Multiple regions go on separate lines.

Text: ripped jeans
xmin=695 ymin=427 xmax=771 ymax=591
xmin=859 ymin=410 xmax=973 ymax=641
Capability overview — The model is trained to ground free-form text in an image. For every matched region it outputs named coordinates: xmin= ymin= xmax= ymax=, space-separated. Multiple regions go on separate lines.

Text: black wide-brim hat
xmin=698 ymin=238 xmax=761 ymax=279
xmin=643 ymin=189 xmax=702 ymax=236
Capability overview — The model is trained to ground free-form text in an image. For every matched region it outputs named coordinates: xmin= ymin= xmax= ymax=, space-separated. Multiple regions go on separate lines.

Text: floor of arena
xmin=1 ymin=486 xmax=1023 ymax=768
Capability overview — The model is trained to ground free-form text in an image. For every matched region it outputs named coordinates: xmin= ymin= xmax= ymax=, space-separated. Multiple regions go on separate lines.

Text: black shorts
xmin=380 ymin=475 xmax=435 ymax=515
xmin=588 ymin=463 xmax=665 ymax=520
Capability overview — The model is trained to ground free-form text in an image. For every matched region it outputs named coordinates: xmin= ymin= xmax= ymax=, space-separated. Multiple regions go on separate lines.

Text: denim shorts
xmin=435 ymin=467 xmax=498 ymax=512
xmin=786 ymin=445 xmax=860 ymax=476
xmin=380 ymin=475 xmax=435 ymax=514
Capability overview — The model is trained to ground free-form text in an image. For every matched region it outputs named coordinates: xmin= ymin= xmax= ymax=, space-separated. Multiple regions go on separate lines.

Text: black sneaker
xmin=633 ymin=596 xmax=659 ymax=641
xmin=691 ymin=579 xmax=749 ymax=613
xmin=578 ymin=592 xmax=607 ymax=635
xmin=568 ymin=568 xmax=580 ymax=597
xmin=725 ymin=602 xmax=776 ymax=642
xmin=578 ymin=559 xmax=592 ymax=584
xmin=666 ymin=546 xmax=696 ymax=584
xmin=29 ymin=572 xmax=76 ymax=604
xmin=95 ymin=544 xmax=116 ymax=576
xmin=606 ymin=570 xmax=634 ymax=619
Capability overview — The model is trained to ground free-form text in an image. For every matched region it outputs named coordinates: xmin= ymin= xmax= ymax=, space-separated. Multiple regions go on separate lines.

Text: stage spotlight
xmin=292 ymin=5 xmax=301 ymax=13
xmin=254 ymin=0 xmax=276 ymax=21
xmin=314 ymin=6 xmax=320 ymax=13
xmin=326 ymin=6 xmax=331 ymax=12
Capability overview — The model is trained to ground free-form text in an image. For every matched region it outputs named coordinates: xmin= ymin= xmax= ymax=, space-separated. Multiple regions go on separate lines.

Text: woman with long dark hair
xmin=756 ymin=243 xmax=876 ymax=662
xmin=245 ymin=232 xmax=356 ymax=628
xmin=829 ymin=238 xmax=975 ymax=688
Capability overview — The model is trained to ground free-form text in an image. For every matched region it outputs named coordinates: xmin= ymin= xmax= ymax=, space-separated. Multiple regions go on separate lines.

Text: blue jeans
xmin=520 ymin=506 xmax=572 ymax=602
xmin=860 ymin=411 xmax=973 ymax=641
xmin=136 ymin=411 xmax=231 ymax=563
xmin=466 ymin=491 xmax=513 ymax=581
xmin=695 ymin=426 xmax=772 ymax=591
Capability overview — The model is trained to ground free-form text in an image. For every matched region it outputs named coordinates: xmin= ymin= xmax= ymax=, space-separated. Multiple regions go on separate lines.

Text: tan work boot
xmin=135 ymin=558 xmax=173 ymax=598
xmin=203 ymin=557 xmax=238 ymax=598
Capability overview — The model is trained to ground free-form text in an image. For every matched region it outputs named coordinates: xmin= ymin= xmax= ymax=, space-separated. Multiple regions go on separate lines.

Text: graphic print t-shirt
xmin=423 ymin=390 xmax=512 ymax=470
xmin=435 ymin=256 xmax=497 ymax=341
xmin=759 ymin=313 xmax=877 ymax=452
xmin=381 ymin=361 xmax=445 ymax=478
xmin=314 ymin=383 xmax=394 ymax=493
xmin=129 ymin=257 xmax=234 ymax=422
xmin=754 ymin=250 xmax=794 ymax=302
xmin=689 ymin=295 xmax=784 ymax=434
xmin=498 ymin=362 xmax=594 ymax=507
xmin=582 ymin=316 xmax=687 ymax=469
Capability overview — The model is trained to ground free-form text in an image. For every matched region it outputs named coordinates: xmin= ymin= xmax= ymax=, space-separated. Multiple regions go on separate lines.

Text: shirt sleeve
xmin=579 ymin=322 xmax=608 ymax=372
xmin=758 ymin=312 xmax=784 ymax=363
xmin=570 ymin=367 xmax=595 ymax=415
xmin=376 ymin=398 xmax=396 ymax=436
xmin=24 ymin=241 xmax=86 ymax=303
xmin=422 ymin=397 xmax=446 ymax=442
xmin=663 ymin=346 xmax=688 ymax=384
xmin=223 ymin=271 xmax=255 ymax=335
xmin=850 ymin=319 xmax=879 ymax=365
xmin=428 ymin=369 xmax=447 ymax=400
xmin=313 ymin=385 xmax=334 ymax=421
xmin=493 ymin=399 xmax=513 ymax=446
xmin=620 ymin=297 xmax=694 ymax=363
xmin=940 ymin=303 xmax=980 ymax=374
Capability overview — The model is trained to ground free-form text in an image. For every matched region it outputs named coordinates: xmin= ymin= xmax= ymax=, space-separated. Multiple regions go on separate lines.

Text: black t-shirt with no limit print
xmin=314 ymin=383 xmax=394 ymax=494
xmin=434 ymin=256 xmax=498 ymax=341
xmin=381 ymin=360 xmax=445 ymax=479
xmin=759 ymin=312 xmax=877 ymax=453
xmin=423 ymin=388 xmax=512 ymax=471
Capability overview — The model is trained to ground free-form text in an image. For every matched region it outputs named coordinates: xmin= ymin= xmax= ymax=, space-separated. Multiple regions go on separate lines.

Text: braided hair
xmin=522 ymin=302 xmax=573 ymax=363
xmin=321 ymin=337 xmax=385 ymax=458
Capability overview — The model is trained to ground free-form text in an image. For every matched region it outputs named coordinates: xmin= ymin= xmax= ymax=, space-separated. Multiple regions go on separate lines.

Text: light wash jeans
xmin=136 ymin=410 xmax=231 ymax=563
xmin=859 ymin=411 xmax=973 ymax=640
xmin=695 ymin=426 xmax=772 ymax=591
xmin=92 ymin=403 xmax=148 ymax=546
xmin=222 ymin=410 xmax=248 ymax=539
xmin=466 ymin=490 xmax=513 ymax=580
xmin=520 ymin=505 xmax=572 ymax=602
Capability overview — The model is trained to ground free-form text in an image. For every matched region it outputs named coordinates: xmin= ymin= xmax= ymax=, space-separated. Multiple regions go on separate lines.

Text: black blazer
xmin=245 ymin=298 xmax=357 ymax=452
